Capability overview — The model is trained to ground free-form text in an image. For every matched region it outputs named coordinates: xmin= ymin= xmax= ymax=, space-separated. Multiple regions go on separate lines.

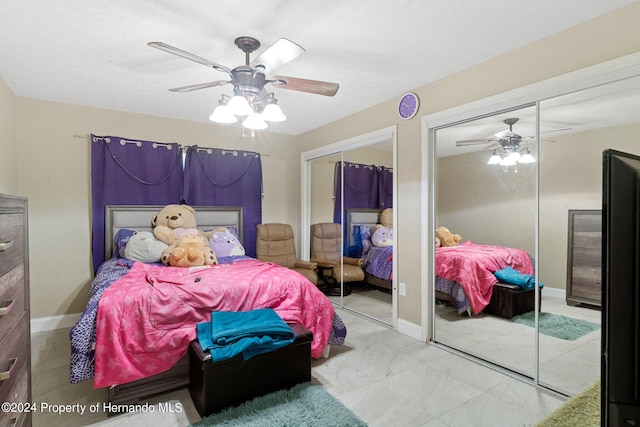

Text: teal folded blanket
xmin=196 ymin=308 xmax=295 ymax=362
xmin=494 ymin=266 xmax=544 ymax=289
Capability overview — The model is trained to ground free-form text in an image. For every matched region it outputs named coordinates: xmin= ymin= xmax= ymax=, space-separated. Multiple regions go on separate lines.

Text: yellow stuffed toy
xmin=161 ymin=234 xmax=218 ymax=267
xmin=435 ymin=226 xmax=462 ymax=247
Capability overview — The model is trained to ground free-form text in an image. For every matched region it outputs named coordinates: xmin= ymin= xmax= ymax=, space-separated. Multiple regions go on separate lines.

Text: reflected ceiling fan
xmin=455 ymin=118 xmax=536 ymax=165
xmin=148 ymin=36 xmax=339 ymax=128
xmin=455 ymin=118 xmax=533 ymax=150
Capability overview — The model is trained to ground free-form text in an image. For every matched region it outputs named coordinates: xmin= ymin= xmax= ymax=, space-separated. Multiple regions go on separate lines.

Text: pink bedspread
xmin=435 ymin=241 xmax=534 ymax=315
xmin=93 ymin=259 xmax=334 ymax=389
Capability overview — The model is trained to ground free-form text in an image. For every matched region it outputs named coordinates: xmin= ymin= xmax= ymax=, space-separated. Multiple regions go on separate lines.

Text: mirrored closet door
xmin=433 ymin=105 xmax=538 ymax=377
xmin=431 ymin=71 xmax=640 ymax=396
xmin=537 ymin=74 xmax=640 ymax=394
xmin=303 ymin=129 xmax=396 ymax=327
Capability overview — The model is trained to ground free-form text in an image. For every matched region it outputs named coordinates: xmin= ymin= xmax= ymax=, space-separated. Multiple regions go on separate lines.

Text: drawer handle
xmin=0 ymin=240 xmax=13 ymax=251
xmin=0 ymin=299 xmax=15 ymax=316
xmin=0 ymin=358 xmax=17 ymax=381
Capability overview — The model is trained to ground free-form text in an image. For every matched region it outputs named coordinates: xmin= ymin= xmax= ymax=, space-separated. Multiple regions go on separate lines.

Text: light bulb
xmin=487 ymin=154 xmax=502 ymax=165
xmin=243 ymin=112 xmax=267 ymax=130
xmin=262 ymin=103 xmax=286 ymax=122
xmin=228 ymin=94 xmax=252 ymax=116
xmin=209 ymin=104 xmax=237 ymax=123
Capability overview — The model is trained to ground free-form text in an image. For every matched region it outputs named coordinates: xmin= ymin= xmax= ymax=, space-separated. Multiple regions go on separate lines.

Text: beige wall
xmin=538 ymin=122 xmax=640 ymax=290
xmin=298 ymin=2 xmax=640 ymax=325
xmin=0 ymin=76 xmax=17 ymax=194
xmin=15 ymin=99 xmax=299 ymax=317
xmin=8 ymin=2 xmax=640 ymax=326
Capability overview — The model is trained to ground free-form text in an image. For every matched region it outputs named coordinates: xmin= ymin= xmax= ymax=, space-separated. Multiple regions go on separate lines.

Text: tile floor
xmin=29 ymin=307 xmax=573 ymax=426
xmin=434 ymin=293 xmax=601 ymax=396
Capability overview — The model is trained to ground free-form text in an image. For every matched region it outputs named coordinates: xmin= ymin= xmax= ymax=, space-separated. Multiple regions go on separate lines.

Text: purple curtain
xmin=181 ymin=146 xmax=262 ymax=257
xmin=333 ymin=161 xmax=393 ymax=255
xmin=90 ymin=135 xmax=182 ymax=271
xmin=333 ymin=161 xmax=380 ymax=223
xmin=377 ymin=166 xmax=393 ymax=209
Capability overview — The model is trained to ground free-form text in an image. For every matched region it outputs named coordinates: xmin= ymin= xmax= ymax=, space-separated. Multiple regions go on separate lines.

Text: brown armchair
xmin=256 ymin=223 xmax=318 ymax=285
xmin=310 ymin=223 xmax=365 ymax=295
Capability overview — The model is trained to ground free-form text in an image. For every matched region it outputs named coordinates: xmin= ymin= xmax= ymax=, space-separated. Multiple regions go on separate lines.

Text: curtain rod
xmin=73 ymin=134 xmax=269 ymax=156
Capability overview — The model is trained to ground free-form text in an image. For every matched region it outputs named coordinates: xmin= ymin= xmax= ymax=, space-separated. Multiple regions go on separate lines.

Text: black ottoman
xmin=483 ymin=282 xmax=540 ymax=319
xmin=189 ymin=323 xmax=313 ymax=417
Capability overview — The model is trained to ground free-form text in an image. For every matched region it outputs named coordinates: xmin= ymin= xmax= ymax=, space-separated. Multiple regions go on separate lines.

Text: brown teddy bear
xmin=379 ymin=208 xmax=392 ymax=229
xmin=435 ymin=226 xmax=462 ymax=247
xmin=152 ymin=204 xmax=207 ymax=245
xmin=161 ymin=234 xmax=218 ymax=267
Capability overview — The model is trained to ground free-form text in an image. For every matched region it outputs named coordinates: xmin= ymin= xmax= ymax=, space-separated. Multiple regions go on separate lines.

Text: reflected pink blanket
xmin=93 ymin=259 xmax=334 ymax=388
xmin=436 ymin=241 xmax=533 ymax=315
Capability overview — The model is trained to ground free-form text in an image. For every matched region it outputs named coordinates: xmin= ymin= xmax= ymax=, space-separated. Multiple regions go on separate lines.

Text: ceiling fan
xmin=454 ymin=118 xmax=533 ymax=151
xmin=148 ymin=36 xmax=339 ymax=128
xmin=455 ymin=118 xmax=536 ymax=165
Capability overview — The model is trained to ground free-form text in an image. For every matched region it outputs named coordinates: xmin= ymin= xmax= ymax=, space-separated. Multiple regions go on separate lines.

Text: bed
xmin=69 ymin=205 xmax=347 ymax=407
xmin=346 ymin=208 xmax=392 ymax=290
xmin=435 ymin=241 xmax=535 ymax=315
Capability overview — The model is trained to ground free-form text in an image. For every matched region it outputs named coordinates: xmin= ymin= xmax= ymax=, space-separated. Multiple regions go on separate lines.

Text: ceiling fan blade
xmin=250 ymin=38 xmax=305 ymax=74
xmin=168 ymin=80 xmax=231 ymax=93
xmin=271 ymin=75 xmax=339 ymax=97
xmin=148 ymin=42 xmax=231 ymax=75
xmin=455 ymin=138 xmax=498 ymax=147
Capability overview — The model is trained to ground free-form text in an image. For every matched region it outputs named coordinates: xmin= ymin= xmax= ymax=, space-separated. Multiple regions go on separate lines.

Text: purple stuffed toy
xmin=209 ymin=229 xmax=245 ymax=257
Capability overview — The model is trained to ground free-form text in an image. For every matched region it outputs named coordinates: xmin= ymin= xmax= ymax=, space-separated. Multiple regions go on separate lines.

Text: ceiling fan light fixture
xmin=228 ymin=93 xmax=253 ymax=116
xmin=243 ymin=112 xmax=268 ymax=130
xmin=499 ymin=157 xmax=517 ymax=166
xmin=209 ymin=102 xmax=238 ymax=124
xmin=261 ymin=102 xmax=286 ymax=122
xmin=507 ymin=151 xmax=521 ymax=162
xmin=487 ymin=153 xmax=502 ymax=165
xmin=519 ymin=148 xmax=536 ymax=163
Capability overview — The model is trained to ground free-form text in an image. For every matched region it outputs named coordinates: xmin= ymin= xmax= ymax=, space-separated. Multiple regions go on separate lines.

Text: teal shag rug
xmin=512 ymin=311 xmax=600 ymax=341
xmin=189 ymin=382 xmax=367 ymax=427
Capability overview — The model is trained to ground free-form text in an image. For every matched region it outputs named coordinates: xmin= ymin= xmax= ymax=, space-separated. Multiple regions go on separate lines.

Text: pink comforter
xmin=93 ymin=259 xmax=334 ymax=389
xmin=436 ymin=241 xmax=534 ymax=315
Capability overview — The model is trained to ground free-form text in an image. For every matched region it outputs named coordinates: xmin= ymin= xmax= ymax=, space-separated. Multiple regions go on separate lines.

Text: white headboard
xmin=345 ymin=208 xmax=383 ymax=246
xmin=104 ymin=205 xmax=243 ymax=260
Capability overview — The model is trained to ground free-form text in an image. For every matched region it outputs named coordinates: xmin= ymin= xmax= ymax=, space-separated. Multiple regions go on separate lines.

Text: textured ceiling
xmin=0 ymin=0 xmax=636 ymax=135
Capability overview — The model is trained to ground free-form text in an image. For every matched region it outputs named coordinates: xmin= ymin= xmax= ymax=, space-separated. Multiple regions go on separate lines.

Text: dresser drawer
xmin=0 ymin=265 xmax=25 ymax=344
xmin=0 ymin=213 xmax=24 ymax=279
xmin=0 ymin=362 xmax=30 ymax=427
xmin=0 ymin=316 xmax=28 ymax=404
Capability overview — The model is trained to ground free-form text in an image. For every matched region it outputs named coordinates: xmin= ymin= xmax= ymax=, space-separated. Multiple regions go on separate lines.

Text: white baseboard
xmin=31 ymin=313 xmax=81 ymax=335
xmin=542 ymin=287 xmax=566 ymax=300
xmin=397 ymin=317 xmax=422 ymax=341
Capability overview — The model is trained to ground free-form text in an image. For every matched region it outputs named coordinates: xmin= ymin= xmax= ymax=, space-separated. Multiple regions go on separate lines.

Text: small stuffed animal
xmin=123 ymin=231 xmax=168 ymax=263
xmin=152 ymin=204 xmax=206 ymax=245
xmin=209 ymin=228 xmax=245 ymax=257
xmin=372 ymin=226 xmax=393 ymax=247
xmin=161 ymin=234 xmax=218 ymax=267
xmin=435 ymin=226 xmax=462 ymax=247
